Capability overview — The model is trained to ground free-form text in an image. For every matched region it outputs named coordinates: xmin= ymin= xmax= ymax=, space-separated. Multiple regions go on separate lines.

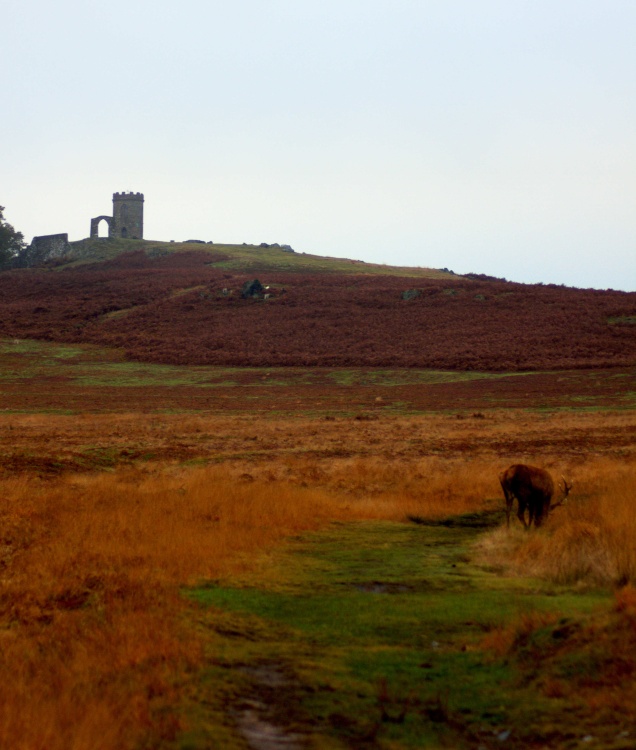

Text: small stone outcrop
xmin=258 ymin=242 xmax=295 ymax=252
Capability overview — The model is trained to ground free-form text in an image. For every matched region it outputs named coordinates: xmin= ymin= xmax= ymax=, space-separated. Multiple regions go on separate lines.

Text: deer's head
xmin=551 ymin=476 xmax=573 ymax=510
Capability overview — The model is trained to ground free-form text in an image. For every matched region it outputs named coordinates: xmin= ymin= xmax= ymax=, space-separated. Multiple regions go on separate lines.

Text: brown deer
xmin=499 ymin=464 xmax=572 ymax=529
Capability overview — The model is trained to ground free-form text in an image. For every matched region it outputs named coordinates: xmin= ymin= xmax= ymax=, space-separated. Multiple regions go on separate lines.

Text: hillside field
xmin=1 ymin=242 xmax=636 ymax=748
xmin=1 ymin=239 xmax=635 ymax=370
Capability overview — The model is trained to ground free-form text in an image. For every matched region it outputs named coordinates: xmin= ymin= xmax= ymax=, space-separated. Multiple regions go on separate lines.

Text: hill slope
xmin=64 ymin=237 xmax=460 ymax=278
xmin=1 ymin=241 xmax=635 ymax=371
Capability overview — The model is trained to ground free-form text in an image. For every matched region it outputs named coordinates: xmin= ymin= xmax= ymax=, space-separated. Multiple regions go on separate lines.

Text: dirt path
xmin=183 ymin=516 xmax=630 ymax=749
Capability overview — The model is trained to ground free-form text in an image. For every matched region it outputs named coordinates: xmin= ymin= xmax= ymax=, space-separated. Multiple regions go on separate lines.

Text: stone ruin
xmin=22 ymin=191 xmax=145 ymax=267
xmin=90 ymin=192 xmax=144 ymax=240
xmin=20 ymin=233 xmax=71 ymax=267
xmin=22 ymin=192 xmax=296 ymax=268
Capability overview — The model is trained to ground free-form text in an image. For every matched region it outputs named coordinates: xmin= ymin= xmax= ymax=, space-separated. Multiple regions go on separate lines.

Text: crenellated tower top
xmin=113 ymin=191 xmax=144 ymax=201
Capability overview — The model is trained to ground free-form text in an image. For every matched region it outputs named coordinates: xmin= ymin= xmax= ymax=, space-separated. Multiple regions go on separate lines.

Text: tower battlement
xmin=113 ymin=192 xmax=144 ymax=201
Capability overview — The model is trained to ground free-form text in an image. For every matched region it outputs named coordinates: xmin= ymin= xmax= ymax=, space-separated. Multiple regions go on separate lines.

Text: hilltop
xmin=0 ymin=238 xmax=634 ymax=371
xmin=62 ymin=236 xmax=460 ymax=278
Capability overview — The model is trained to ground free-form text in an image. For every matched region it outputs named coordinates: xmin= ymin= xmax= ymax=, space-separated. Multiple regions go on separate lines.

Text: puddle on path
xmin=232 ymin=663 xmax=307 ymax=750
xmin=353 ymin=581 xmax=412 ymax=594
xmin=235 ymin=707 xmax=304 ymax=750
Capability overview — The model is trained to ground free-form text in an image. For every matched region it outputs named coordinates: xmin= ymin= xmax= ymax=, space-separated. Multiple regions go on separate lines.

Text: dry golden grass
xmin=0 ymin=465 xmax=361 ymax=749
xmin=0 ymin=457 xmax=495 ymax=749
xmin=1 ymin=407 xmax=635 ymax=748
xmin=1 ymin=408 xmax=634 ymax=477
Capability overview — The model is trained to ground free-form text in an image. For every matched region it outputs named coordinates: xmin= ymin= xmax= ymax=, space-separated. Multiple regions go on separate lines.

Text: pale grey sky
xmin=3 ymin=1 xmax=635 ymax=289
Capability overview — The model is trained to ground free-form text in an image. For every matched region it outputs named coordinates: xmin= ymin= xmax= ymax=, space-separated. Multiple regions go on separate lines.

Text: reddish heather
xmin=0 ymin=250 xmax=634 ymax=370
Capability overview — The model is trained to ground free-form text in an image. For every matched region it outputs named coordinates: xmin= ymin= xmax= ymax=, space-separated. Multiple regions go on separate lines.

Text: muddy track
xmin=232 ymin=663 xmax=309 ymax=750
xmin=188 ymin=517 xmax=628 ymax=749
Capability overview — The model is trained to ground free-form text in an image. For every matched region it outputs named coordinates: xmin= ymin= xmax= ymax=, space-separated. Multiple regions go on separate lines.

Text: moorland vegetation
xmin=0 ymin=240 xmax=635 ymax=747
xmin=0 ymin=241 xmax=634 ymax=370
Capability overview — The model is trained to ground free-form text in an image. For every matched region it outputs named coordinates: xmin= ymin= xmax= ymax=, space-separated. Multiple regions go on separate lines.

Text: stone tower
xmin=111 ymin=192 xmax=144 ymax=239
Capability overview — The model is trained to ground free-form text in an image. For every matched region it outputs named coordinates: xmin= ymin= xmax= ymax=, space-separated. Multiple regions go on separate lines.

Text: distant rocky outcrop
xmin=259 ymin=242 xmax=295 ymax=253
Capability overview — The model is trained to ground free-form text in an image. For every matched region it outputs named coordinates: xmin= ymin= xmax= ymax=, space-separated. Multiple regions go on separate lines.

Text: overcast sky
xmin=3 ymin=1 xmax=635 ymax=290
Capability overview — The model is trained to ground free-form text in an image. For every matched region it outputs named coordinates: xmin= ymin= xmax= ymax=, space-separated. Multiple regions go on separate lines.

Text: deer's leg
xmin=534 ymin=500 xmax=546 ymax=528
xmin=504 ymin=490 xmax=513 ymax=528
xmin=517 ymin=499 xmax=528 ymax=528
xmin=530 ymin=495 xmax=548 ymax=528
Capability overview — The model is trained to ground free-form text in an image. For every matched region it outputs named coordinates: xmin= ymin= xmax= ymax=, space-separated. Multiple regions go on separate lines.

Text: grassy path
xmin=182 ymin=517 xmax=617 ymax=749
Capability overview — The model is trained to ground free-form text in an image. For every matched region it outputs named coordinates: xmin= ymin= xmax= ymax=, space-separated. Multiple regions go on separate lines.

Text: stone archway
xmin=90 ymin=215 xmax=113 ymax=238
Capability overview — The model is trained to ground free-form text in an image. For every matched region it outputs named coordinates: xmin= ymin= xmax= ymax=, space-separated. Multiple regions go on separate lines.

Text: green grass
xmin=2 ymin=339 xmax=635 ymax=415
xmin=184 ymin=519 xmax=611 ymax=749
xmin=608 ymin=316 xmax=636 ymax=325
xmin=0 ymin=339 xmax=518 ymax=389
xmin=326 ymin=369 xmax=513 ymax=387
xmin=0 ymin=339 xmax=88 ymax=359
xmin=64 ymin=237 xmax=458 ymax=278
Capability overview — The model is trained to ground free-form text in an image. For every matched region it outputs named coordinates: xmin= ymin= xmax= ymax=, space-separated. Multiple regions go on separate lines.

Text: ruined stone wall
xmin=21 ymin=233 xmax=71 ymax=266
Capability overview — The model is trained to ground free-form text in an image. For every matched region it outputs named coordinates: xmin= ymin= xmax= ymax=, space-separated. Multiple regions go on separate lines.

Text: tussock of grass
xmin=475 ymin=458 xmax=636 ymax=586
xmin=481 ymin=585 xmax=636 ymax=723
